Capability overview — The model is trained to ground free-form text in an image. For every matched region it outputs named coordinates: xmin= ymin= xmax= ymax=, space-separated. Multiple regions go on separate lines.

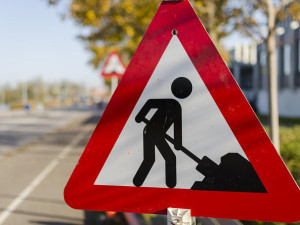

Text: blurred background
xmin=0 ymin=0 xmax=300 ymax=225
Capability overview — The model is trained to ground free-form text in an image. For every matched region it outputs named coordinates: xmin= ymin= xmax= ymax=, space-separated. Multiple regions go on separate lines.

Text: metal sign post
xmin=167 ymin=208 xmax=195 ymax=225
xmin=111 ymin=76 xmax=118 ymax=97
xmin=100 ymin=51 xmax=126 ymax=95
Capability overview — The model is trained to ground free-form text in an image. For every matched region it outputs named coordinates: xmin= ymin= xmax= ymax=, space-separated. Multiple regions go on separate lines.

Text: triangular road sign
xmin=65 ymin=0 xmax=300 ymax=222
xmin=101 ymin=51 xmax=126 ymax=78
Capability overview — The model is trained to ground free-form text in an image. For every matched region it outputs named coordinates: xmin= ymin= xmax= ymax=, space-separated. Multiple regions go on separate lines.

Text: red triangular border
xmin=101 ymin=51 xmax=126 ymax=78
xmin=65 ymin=0 xmax=300 ymax=222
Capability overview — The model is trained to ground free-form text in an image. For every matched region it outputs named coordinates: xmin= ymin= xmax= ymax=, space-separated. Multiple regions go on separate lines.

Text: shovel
xmin=141 ymin=118 xmax=218 ymax=178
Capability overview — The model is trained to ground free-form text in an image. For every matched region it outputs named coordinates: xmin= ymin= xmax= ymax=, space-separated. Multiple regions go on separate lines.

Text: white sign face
xmin=65 ymin=0 xmax=299 ymax=220
xmin=103 ymin=53 xmax=126 ymax=75
xmin=95 ymin=36 xmax=247 ymax=189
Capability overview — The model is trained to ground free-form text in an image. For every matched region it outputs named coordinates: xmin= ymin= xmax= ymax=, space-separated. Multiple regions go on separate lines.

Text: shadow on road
xmin=0 ymin=208 xmax=82 ymax=223
xmin=83 ymin=114 xmax=102 ymax=125
xmin=30 ymin=221 xmax=81 ymax=225
xmin=0 ymin=193 xmax=65 ymax=205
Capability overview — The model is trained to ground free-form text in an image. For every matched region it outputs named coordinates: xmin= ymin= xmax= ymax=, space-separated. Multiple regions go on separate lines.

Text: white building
xmin=231 ymin=18 xmax=300 ymax=118
xmin=230 ymin=44 xmax=258 ymax=111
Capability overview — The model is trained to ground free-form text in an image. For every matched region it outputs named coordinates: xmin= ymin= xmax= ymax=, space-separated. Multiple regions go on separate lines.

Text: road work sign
xmin=101 ymin=51 xmax=126 ymax=78
xmin=65 ymin=0 xmax=300 ymax=222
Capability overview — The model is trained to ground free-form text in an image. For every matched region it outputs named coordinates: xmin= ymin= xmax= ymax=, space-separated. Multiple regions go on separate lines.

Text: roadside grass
xmin=242 ymin=122 xmax=300 ymax=225
xmin=260 ymin=117 xmax=300 ymax=186
xmin=279 ymin=125 xmax=300 ymax=186
xmin=258 ymin=115 xmax=300 ymax=126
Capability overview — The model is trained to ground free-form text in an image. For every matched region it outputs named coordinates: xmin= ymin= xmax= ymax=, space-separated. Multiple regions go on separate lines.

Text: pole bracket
xmin=167 ymin=208 xmax=195 ymax=225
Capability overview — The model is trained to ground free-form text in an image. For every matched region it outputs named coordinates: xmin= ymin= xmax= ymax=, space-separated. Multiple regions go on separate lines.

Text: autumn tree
xmin=191 ymin=0 xmax=232 ymax=61
xmin=68 ymin=0 xmax=159 ymax=67
xmin=51 ymin=0 xmax=233 ymax=68
xmin=227 ymin=0 xmax=300 ymax=152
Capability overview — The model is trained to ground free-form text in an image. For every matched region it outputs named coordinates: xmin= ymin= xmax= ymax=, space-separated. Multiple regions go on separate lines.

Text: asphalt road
xmin=0 ymin=107 xmax=95 ymax=156
xmin=0 ymin=107 xmax=243 ymax=225
xmin=0 ymin=108 xmax=102 ymax=225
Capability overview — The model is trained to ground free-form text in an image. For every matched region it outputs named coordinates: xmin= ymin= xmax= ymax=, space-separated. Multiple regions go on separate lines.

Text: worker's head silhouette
xmin=171 ymin=77 xmax=192 ymax=99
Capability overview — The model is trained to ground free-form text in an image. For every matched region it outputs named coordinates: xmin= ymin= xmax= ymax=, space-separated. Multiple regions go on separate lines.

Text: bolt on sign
xmin=65 ymin=0 xmax=300 ymax=222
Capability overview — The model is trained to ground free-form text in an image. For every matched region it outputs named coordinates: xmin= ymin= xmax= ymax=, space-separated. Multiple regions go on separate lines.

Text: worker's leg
xmin=133 ymin=130 xmax=155 ymax=187
xmin=157 ymin=139 xmax=176 ymax=188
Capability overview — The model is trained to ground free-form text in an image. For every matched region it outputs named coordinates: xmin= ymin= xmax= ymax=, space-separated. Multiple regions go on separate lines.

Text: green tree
xmin=4 ymin=84 xmax=21 ymax=107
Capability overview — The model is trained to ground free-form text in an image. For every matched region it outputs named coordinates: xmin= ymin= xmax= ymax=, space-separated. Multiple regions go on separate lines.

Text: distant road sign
xmin=65 ymin=0 xmax=300 ymax=222
xmin=101 ymin=51 xmax=126 ymax=78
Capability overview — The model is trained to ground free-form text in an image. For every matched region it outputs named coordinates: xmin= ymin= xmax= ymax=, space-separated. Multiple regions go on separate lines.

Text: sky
xmin=0 ymin=0 xmax=249 ymax=88
xmin=0 ymin=0 xmax=102 ymax=88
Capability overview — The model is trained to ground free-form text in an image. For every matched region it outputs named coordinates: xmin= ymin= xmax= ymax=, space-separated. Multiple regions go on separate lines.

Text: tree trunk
xmin=207 ymin=1 xmax=217 ymax=43
xmin=266 ymin=1 xmax=280 ymax=152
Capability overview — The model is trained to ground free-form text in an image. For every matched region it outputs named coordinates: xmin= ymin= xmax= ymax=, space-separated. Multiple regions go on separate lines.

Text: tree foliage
xmin=69 ymin=0 xmax=159 ymax=67
xmin=54 ymin=0 xmax=234 ymax=68
xmin=227 ymin=0 xmax=300 ymax=42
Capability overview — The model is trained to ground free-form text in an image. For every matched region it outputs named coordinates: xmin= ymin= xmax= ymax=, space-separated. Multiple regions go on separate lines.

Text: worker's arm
xmin=135 ymin=99 xmax=157 ymax=123
xmin=173 ymin=107 xmax=182 ymax=150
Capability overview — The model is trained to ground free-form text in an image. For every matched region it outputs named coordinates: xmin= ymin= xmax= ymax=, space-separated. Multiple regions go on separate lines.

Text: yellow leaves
xmin=126 ymin=39 xmax=138 ymax=51
xmin=86 ymin=10 xmax=96 ymax=21
xmin=102 ymin=0 xmax=110 ymax=14
xmin=70 ymin=0 xmax=233 ymax=69
xmin=86 ymin=0 xmax=97 ymax=5
xmin=89 ymin=45 xmax=109 ymax=68
xmin=123 ymin=0 xmax=134 ymax=14
xmin=287 ymin=2 xmax=300 ymax=21
xmin=115 ymin=15 xmax=125 ymax=26
xmin=96 ymin=47 xmax=108 ymax=60
xmin=125 ymin=26 xmax=135 ymax=37
xmin=83 ymin=9 xmax=100 ymax=26
xmin=193 ymin=1 xmax=204 ymax=10
xmin=140 ymin=16 xmax=152 ymax=25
